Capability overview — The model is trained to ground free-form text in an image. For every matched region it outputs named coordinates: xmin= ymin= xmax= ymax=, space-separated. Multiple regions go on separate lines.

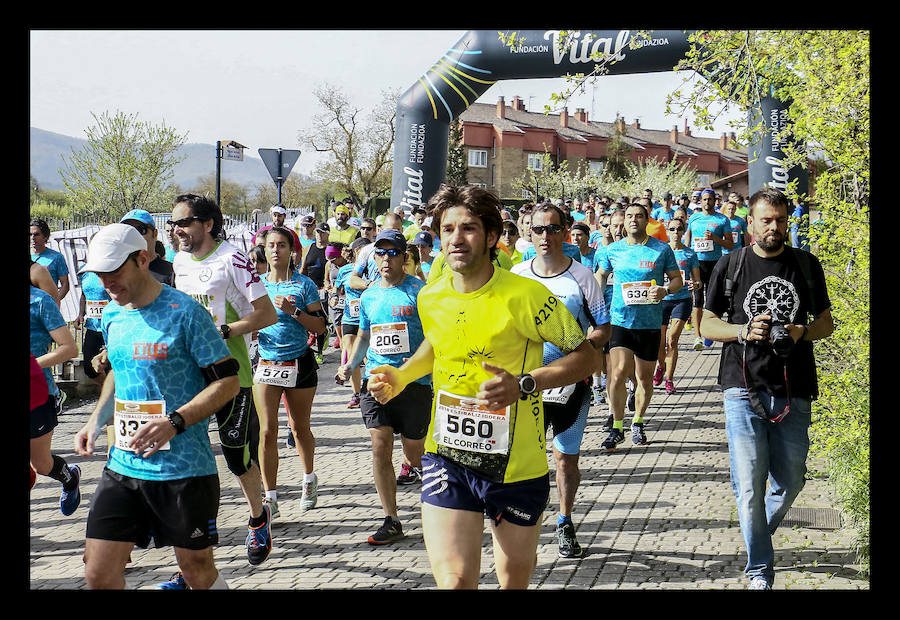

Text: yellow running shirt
xmin=418 ymin=267 xmax=586 ymax=483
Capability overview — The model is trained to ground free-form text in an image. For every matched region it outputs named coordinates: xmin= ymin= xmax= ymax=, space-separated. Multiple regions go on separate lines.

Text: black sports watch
xmin=292 ymin=307 xmax=302 ymax=318
xmin=167 ymin=411 xmax=186 ymax=434
xmin=220 ymin=324 xmax=231 ymax=339
xmin=518 ymin=373 xmax=537 ymax=400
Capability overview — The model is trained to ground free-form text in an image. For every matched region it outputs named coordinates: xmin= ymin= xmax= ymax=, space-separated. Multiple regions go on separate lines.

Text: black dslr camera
xmin=767 ymin=321 xmax=795 ymax=358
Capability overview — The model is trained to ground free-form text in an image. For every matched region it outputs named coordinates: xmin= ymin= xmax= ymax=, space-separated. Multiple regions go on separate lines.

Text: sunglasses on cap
xmin=531 ymin=224 xmax=564 ymax=235
xmin=167 ymin=216 xmax=204 ymax=229
xmin=374 ymin=248 xmax=404 ymax=258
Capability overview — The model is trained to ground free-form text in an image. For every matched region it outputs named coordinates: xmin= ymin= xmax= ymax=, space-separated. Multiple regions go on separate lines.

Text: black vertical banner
xmin=747 ymin=95 xmax=808 ymax=198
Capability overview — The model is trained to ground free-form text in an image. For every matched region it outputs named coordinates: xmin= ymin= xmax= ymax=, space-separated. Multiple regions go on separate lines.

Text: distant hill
xmin=30 ymin=127 xmax=299 ymax=192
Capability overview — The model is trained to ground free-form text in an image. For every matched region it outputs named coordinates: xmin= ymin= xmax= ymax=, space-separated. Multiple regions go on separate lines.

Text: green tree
xmin=59 ymin=110 xmax=188 ymax=220
xmin=670 ymin=30 xmax=870 ymax=575
xmin=593 ymin=156 xmax=699 ymax=201
xmin=602 ymin=119 xmax=633 ymax=180
xmin=446 ymin=119 xmax=468 ymax=186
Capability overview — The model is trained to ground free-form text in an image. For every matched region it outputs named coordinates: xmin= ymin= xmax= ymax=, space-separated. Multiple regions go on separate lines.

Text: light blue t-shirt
xmin=30 ymin=286 xmax=66 ymax=397
xmin=510 ymin=258 xmax=609 ymax=364
xmin=576 ymin=247 xmax=599 ymax=272
xmin=102 ymin=285 xmax=230 ymax=481
xmin=335 ymin=263 xmax=363 ymax=326
xmin=78 ymin=270 xmax=111 ymax=332
xmin=358 ymin=274 xmax=430 ymax=386
xmin=597 ymin=236 xmax=679 ymax=330
xmin=257 ymin=273 xmax=321 ymax=361
xmin=687 ymin=212 xmax=731 ymax=262
xmin=652 ymin=207 xmax=676 ymax=222
xmin=31 ymin=248 xmax=69 ymax=285
xmin=722 ymin=216 xmax=748 ymax=255
xmin=663 ymin=247 xmax=699 ymax=302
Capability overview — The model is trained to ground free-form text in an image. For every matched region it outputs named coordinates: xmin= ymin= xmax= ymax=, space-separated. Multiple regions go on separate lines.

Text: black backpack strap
xmin=723 ymin=246 xmax=749 ymax=320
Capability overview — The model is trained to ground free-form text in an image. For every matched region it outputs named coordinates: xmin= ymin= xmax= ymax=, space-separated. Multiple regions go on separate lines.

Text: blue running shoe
xmin=59 ymin=465 xmax=81 ymax=516
xmin=246 ymin=503 xmax=272 ymax=566
xmin=703 ymin=338 xmax=713 ymax=347
xmin=157 ymin=571 xmax=189 ymax=590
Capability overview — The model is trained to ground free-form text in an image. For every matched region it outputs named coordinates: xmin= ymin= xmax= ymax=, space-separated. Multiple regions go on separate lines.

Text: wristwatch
xmin=517 ymin=373 xmax=537 ymax=400
xmin=220 ymin=324 xmax=231 ymax=339
xmin=167 ymin=411 xmax=186 ymax=434
xmin=292 ymin=307 xmax=302 ymax=318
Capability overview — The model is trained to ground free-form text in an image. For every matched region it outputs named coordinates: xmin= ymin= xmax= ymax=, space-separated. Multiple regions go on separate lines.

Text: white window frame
xmin=468 ymin=149 xmax=488 ymax=168
xmin=588 ymin=160 xmax=604 ymax=175
xmin=527 ymin=153 xmax=543 ymax=171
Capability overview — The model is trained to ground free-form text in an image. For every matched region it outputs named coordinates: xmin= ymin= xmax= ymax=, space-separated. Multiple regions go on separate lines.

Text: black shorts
xmin=609 ymin=325 xmax=661 ymax=362
xmin=661 ymin=297 xmax=693 ymax=324
xmin=257 ymin=350 xmax=319 ymax=391
xmin=82 ymin=329 xmax=109 ymax=379
xmin=30 ymin=394 xmax=60 ymax=439
xmin=360 ymin=380 xmax=432 ymax=440
xmin=86 ymin=468 xmax=220 ymax=550
xmin=693 ymin=260 xmax=717 ymax=308
xmin=342 ymin=323 xmax=360 ymax=337
xmin=543 ymin=380 xmax=589 ymax=437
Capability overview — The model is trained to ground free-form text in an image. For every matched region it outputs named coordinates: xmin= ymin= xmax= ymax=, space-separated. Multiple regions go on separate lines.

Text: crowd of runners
xmin=30 ymin=183 xmax=829 ymax=590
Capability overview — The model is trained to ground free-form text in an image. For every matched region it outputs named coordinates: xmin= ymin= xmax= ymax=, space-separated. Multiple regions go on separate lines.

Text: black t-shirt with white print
xmin=705 ymin=246 xmax=831 ymax=399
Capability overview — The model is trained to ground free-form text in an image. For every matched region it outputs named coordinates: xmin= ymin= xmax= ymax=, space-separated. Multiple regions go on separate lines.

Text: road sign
xmin=223 ymin=145 xmax=243 ymax=161
xmin=258 ymin=148 xmax=301 ymax=183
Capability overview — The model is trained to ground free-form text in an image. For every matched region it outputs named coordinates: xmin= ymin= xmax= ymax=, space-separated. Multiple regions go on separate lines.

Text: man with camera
xmin=700 ymin=188 xmax=834 ymax=590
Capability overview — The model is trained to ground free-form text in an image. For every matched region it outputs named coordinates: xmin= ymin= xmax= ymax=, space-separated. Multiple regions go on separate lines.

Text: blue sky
xmin=30 ymin=29 xmax=744 ymax=176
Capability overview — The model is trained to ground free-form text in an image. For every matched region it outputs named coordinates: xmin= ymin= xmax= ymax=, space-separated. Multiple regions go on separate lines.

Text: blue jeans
xmin=723 ymin=387 xmax=812 ymax=585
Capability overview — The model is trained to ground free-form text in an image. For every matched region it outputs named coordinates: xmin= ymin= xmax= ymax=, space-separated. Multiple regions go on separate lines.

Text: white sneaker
xmin=693 ymin=337 xmax=704 ymax=351
xmin=749 ymin=577 xmax=771 ymax=590
xmin=264 ymin=498 xmax=280 ymax=520
xmin=300 ymin=477 xmax=318 ymax=511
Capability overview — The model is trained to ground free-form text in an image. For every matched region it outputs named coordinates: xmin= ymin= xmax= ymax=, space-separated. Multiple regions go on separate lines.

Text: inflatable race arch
xmin=390 ymin=29 xmax=806 ymax=210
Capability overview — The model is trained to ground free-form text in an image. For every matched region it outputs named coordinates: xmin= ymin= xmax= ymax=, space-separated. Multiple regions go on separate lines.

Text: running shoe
xmin=347 ymin=393 xmax=361 ymax=409
xmin=156 ymin=571 xmax=189 ymax=590
xmin=300 ymin=477 xmax=318 ymax=511
xmin=693 ymin=337 xmax=704 ymax=351
xmin=315 ymin=353 xmax=324 ymax=365
xmin=556 ymin=521 xmax=584 ymax=558
xmin=703 ymin=338 xmax=713 ymax=348
xmin=333 ymin=337 xmax=340 ymax=349
xmin=397 ymin=463 xmax=422 ymax=485
xmin=665 ymin=379 xmax=676 ymax=395
xmin=334 ymin=372 xmax=345 ymax=386
xmin=626 ymin=389 xmax=636 ymax=412
xmin=264 ymin=498 xmax=280 ymax=520
xmin=591 ymin=386 xmax=606 ymax=406
xmin=55 ymin=390 xmax=67 ymax=416
xmin=367 ymin=516 xmax=405 ymax=545
xmin=601 ymin=414 xmax=614 ymax=432
xmin=749 ymin=577 xmax=772 ymax=590
xmin=59 ymin=465 xmax=81 ymax=516
xmin=246 ymin=502 xmax=272 ymax=566
xmin=601 ymin=428 xmax=625 ymax=451
xmin=653 ymin=365 xmax=665 ymax=387
xmin=286 ymin=430 xmax=296 ymax=449
xmin=631 ymin=422 xmax=648 ymax=446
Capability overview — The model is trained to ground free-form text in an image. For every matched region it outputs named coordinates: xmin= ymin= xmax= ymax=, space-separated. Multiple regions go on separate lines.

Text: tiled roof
xmin=459 ymin=102 xmax=746 ymax=162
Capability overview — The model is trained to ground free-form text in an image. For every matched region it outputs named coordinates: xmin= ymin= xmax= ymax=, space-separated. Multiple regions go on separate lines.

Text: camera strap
xmin=741 ymin=344 xmax=790 ymax=423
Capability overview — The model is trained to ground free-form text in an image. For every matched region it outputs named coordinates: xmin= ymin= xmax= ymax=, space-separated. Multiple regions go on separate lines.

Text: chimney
xmin=497 ymin=96 xmax=506 ymax=119
xmin=512 ymin=96 xmax=525 ymax=111
xmin=670 ymin=125 xmax=679 ymax=144
xmin=720 ymin=132 xmax=729 ymax=150
xmin=560 ymin=107 xmax=568 ymax=128
xmin=616 ymin=116 xmax=626 ymax=134
xmin=574 ymin=108 xmax=589 ymax=123
xmin=632 ymin=118 xmax=641 ymax=129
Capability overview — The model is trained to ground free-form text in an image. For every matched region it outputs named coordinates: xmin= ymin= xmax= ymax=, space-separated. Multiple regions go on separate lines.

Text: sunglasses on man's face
xmin=129 ymin=222 xmax=150 ymax=235
xmin=167 ymin=216 xmax=204 ymax=229
xmin=374 ymin=248 xmax=404 ymax=258
xmin=531 ymin=224 xmax=564 ymax=236
xmin=668 ymin=227 xmax=685 ymax=233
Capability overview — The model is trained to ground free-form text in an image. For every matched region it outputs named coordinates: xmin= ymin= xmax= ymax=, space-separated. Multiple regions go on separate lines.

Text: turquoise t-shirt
xmin=358 ymin=274 xmax=430 ymax=386
xmin=102 ymin=285 xmax=230 ymax=481
xmin=722 ymin=216 xmax=748 ymax=255
xmin=597 ymin=237 xmax=679 ymax=330
xmin=663 ymin=247 xmax=699 ymax=302
xmin=30 ymin=286 xmax=66 ymax=397
xmin=335 ymin=263 xmax=363 ymax=326
xmin=521 ymin=242 xmax=582 ymax=263
xmin=687 ymin=212 xmax=731 ymax=262
xmin=78 ymin=270 xmax=111 ymax=332
xmin=257 ymin=273 xmax=321 ymax=361
xmin=31 ymin=248 xmax=69 ymax=284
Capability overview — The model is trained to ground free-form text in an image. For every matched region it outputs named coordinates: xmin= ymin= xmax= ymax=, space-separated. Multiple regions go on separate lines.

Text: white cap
xmin=271 ymin=204 xmax=287 ymax=214
xmin=79 ymin=223 xmax=148 ymax=273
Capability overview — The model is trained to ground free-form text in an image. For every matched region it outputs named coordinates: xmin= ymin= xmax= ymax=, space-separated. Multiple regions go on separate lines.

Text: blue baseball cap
xmin=121 ymin=209 xmax=156 ymax=228
xmin=412 ymin=231 xmax=433 ymax=247
xmin=701 ymin=188 xmax=716 ymax=197
xmin=374 ymin=229 xmax=407 ymax=251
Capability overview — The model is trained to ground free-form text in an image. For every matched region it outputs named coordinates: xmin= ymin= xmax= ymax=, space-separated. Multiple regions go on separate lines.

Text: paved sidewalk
xmin=29 ymin=331 xmax=868 ymax=590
